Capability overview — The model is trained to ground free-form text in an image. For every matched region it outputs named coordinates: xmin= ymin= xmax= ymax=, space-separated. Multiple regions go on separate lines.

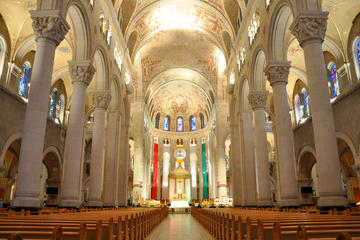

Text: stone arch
xmin=128 ymin=31 xmax=138 ymax=59
xmin=92 ymin=48 xmax=109 ymax=90
xmin=0 ymin=131 xmax=22 ymax=166
xmin=42 ymin=146 xmax=62 ymax=205
xmin=251 ymin=48 xmax=267 ymax=90
xmin=240 ymin=78 xmax=250 ymax=111
xmin=65 ymin=1 xmax=92 ymax=61
xmin=336 ymin=132 xmax=359 ymax=165
xmin=222 ymin=31 xmax=232 ymax=58
xmin=109 ymin=75 xmax=121 ymax=108
xmin=297 ymin=145 xmax=316 ymax=176
xmin=0 ymin=134 xmax=22 ymax=204
xmin=267 ymin=3 xmax=295 ymax=61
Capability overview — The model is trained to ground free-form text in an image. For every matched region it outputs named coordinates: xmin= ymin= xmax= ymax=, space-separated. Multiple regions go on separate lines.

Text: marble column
xmin=132 ymin=103 xmax=145 ymax=205
xmin=216 ymin=145 xmax=227 ymax=199
xmin=60 ymin=61 xmax=95 ymax=208
xmin=88 ymin=91 xmax=111 ymax=207
xmin=118 ymin=115 xmax=130 ymax=207
xmin=248 ymin=90 xmax=272 ymax=206
xmin=11 ymin=10 xmax=69 ymax=208
xmin=240 ymin=111 xmax=257 ymax=206
xmin=103 ymin=109 xmax=121 ymax=207
xmin=230 ymin=119 xmax=243 ymax=206
xmin=291 ymin=12 xmax=348 ymax=208
xmin=162 ymin=141 xmax=170 ymax=200
xmin=190 ymin=140 xmax=198 ymax=200
xmin=265 ymin=62 xmax=299 ymax=207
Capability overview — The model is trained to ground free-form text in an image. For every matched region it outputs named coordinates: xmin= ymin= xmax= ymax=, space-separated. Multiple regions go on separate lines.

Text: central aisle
xmin=146 ymin=213 xmax=215 ymax=240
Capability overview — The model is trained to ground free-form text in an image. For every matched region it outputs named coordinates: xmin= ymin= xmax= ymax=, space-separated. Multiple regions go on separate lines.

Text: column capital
xmin=92 ymin=91 xmax=112 ymax=110
xmin=69 ymin=61 xmax=95 ymax=86
xmin=248 ymin=90 xmax=268 ymax=110
xmin=290 ymin=12 xmax=328 ymax=47
xmin=30 ymin=10 xmax=69 ymax=46
xmin=265 ymin=61 xmax=291 ymax=86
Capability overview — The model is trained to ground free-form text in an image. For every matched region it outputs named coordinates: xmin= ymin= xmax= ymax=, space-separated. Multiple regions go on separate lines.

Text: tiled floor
xmin=146 ymin=214 xmax=215 ymax=240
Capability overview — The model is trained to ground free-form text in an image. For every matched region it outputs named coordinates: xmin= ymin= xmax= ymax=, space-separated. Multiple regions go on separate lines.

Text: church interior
xmin=0 ymin=0 xmax=360 ymax=239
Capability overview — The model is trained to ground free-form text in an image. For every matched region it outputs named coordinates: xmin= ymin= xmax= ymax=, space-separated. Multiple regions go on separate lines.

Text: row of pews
xmin=0 ymin=207 xmax=168 ymax=240
xmin=192 ymin=207 xmax=360 ymax=240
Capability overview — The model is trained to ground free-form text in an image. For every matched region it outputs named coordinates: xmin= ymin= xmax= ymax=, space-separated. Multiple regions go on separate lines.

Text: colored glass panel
xmin=302 ymin=89 xmax=310 ymax=117
xmin=55 ymin=94 xmax=64 ymax=123
xmin=163 ymin=116 xmax=169 ymax=131
xmin=296 ymin=95 xmax=302 ymax=122
xmin=202 ymin=116 xmax=205 ymax=128
xmin=154 ymin=116 xmax=158 ymax=128
xmin=329 ymin=64 xmax=340 ymax=98
xmin=225 ymin=156 xmax=229 ymax=171
xmin=191 ymin=116 xmax=196 ymax=131
xmin=177 ymin=117 xmax=183 ymax=132
xmin=49 ymin=88 xmax=57 ymax=118
xmin=18 ymin=63 xmax=30 ymax=97
xmin=357 ymin=41 xmax=360 ymax=72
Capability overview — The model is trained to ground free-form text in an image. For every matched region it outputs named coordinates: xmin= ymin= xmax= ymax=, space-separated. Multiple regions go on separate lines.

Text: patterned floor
xmin=146 ymin=214 xmax=215 ymax=240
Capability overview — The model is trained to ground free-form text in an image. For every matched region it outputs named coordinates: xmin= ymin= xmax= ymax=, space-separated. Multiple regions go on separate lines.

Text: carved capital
xmin=290 ymin=12 xmax=328 ymax=47
xmin=265 ymin=61 xmax=291 ymax=86
xmin=248 ymin=90 xmax=268 ymax=109
xmin=92 ymin=91 xmax=112 ymax=109
xmin=69 ymin=61 xmax=95 ymax=86
xmin=30 ymin=10 xmax=69 ymax=46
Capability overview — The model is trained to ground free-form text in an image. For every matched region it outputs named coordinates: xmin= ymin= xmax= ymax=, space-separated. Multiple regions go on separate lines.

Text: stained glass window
xmin=295 ymin=95 xmax=302 ymax=123
xmin=163 ymin=116 xmax=169 ymax=131
xmin=177 ymin=117 xmax=183 ymax=132
xmin=49 ymin=88 xmax=58 ymax=118
xmin=329 ymin=63 xmax=340 ymax=98
xmin=18 ymin=62 xmax=31 ymax=97
xmin=191 ymin=116 xmax=196 ymax=131
xmin=55 ymin=94 xmax=65 ymax=123
xmin=357 ymin=40 xmax=360 ymax=72
xmin=225 ymin=156 xmax=229 ymax=171
xmin=154 ymin=113 xmax=160 ymax=129
xmin=302 ymin=88 xmax=310 ymax=118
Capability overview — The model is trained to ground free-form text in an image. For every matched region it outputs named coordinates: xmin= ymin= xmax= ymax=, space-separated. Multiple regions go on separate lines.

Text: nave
xmin=146 ymin=214 xmax=214 ymax=240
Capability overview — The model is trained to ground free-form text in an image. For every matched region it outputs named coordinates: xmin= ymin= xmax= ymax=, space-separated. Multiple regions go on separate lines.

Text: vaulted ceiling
xmin=121 ymin=0 xmax=238 ymax=120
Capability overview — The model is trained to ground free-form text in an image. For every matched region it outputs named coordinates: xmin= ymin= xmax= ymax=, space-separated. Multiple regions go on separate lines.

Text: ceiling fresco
xmin=148 ymin=80 xmax=211 ymax=118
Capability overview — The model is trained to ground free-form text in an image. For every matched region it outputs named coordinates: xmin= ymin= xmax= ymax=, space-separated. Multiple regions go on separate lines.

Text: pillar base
xmin=11 ymin=196 xmax=41 ymax=209
xmin=257 ymin=199 xmax=273 ymax=207
xmin=60 ymin=199 xmax=81 ymax=208
xmin=278 ymin=198 xmax=299 ymax=207
xmin=87 ymin=200 xmax=103 ymax=207
xmin=318 ymin=195 xmax=348 ymax=208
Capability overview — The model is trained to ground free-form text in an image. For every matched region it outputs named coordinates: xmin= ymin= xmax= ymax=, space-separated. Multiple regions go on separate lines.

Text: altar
xmin=168 ymin=147 xmax=191 ymax=213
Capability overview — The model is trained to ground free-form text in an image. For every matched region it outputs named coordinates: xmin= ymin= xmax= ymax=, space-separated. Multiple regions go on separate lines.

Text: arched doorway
xmin=42 ymin=151 xmax=61 ymax=206
xmin=0 ymin=139 xmax=21 ymax=205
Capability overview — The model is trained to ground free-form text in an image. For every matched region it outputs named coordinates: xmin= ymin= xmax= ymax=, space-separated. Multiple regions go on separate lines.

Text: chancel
xmin=0 ymin=0 xmax=360 ymax=239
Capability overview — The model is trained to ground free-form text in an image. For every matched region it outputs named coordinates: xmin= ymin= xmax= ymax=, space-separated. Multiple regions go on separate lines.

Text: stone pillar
xmin=230 ymin=120 xmax=243 ymax=206
xmin=239 ymin=111 xmax=257 ymax=206
xmin=291 ymin=12 xmax=348 ymax=208
xmin=216 ymin=145 xmax=227 ymax=200
xmin=190 ymin=140 xmax=198 ymax=200
xmin=248 ymin=90 xmax=272 ymax=206
xmin=132 ymin=103 xmax=144 ymax=205
xmin=265 ymin=62 xmax=299 ymax=207
xmin=118 ymin=114 xmax=130 ymax=207
xmin=60 ymin=61 xmax=95 ymax=208
xmin=11 ymin=10 xmax=69 ymax=208
xmin=103 ymin=109 xmax=121 ymax=207
xmin=88 ymin=91 xmax=111 ymax=207
xmin=162 ymin=140 xmax=170 ymax=201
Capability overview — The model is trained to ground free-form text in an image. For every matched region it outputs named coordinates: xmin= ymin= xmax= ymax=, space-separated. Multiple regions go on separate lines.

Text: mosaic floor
xmin=146 ymin=214 xmax=215 ymax=240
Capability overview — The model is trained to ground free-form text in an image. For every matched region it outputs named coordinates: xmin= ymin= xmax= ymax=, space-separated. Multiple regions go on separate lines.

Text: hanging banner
xmin=151 ymin=142 xmax=159 ymax=199
xmin=202 ymin=142 xmax=209 ymax=199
